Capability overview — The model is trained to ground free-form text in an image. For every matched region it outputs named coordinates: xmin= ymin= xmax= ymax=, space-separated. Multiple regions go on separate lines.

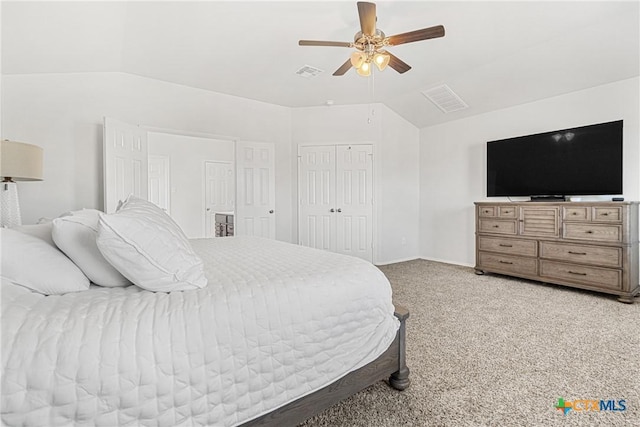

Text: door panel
xmin=103 ymin=117 xmax=148 ymax=213
xmin=236 ymin=141 xmax=276 ymax=239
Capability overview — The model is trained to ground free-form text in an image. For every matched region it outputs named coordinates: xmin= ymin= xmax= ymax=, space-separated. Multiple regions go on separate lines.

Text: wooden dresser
xmin=474 ymin=201 xmax=639 ymax=302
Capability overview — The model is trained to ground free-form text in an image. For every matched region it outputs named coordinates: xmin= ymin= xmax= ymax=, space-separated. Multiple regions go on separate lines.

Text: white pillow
xmin=96 ymin=195 xmax=207 ymax=292
xmin=52 ymin=209 xmax=131 ymax=288
xmin=0 ymin=228 xmax=90 ymax=295
xmin=11 ymin=222 xmax=56 ymax=247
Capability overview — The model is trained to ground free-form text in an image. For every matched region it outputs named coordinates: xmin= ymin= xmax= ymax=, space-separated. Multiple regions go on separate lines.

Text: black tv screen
xmin=487 ymin=120 xmax=623 ymax=197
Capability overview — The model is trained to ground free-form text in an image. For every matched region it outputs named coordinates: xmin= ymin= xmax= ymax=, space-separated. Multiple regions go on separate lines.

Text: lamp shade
xmin=373 ymin=51 xmax=390 ymax=71
xmin=356 ymin=61 xmax=372 ymax=77
xmin=350 ymin=51 xmax=366 ymax=69
xmin=0 ymin=140 xmax=43 ymax=181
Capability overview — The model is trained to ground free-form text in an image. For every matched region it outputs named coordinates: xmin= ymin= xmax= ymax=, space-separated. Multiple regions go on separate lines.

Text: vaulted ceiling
xmin=2 ymin=1 xmax=639 ymax=128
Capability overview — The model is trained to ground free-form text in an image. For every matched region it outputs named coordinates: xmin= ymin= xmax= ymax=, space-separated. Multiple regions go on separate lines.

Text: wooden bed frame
xmin=242 ymin=305 xmax=410 ymax=426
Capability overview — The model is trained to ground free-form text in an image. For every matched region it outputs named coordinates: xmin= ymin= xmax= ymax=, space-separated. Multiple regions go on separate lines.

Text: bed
xmin=1 ymin=234 xmax=409 ymax=426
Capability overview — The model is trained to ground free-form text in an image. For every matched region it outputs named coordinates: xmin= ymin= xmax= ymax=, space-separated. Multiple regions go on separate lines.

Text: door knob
xmin=330 ymin=208 xmax=335 ymax=213
xmin=269 ymin=210 xmax=274 ymax=214
xmin=337 ymin=208 xmax=342 ymax=213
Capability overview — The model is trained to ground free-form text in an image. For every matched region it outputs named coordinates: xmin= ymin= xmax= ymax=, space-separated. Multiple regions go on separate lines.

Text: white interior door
xmin=103 ymin=117 xmax=148 ymax=213
xmin=148 ymin=155 xmax=170 ymax=212
xmin=204 ymin=161 xmax=235 ymax=237
xmin=235 ymin=141 xmax=276 ymax=239
xmin=298 ymin=146 xmax=336 ymax=252
xmin=335 ymin=145 xmax=373 ymax=261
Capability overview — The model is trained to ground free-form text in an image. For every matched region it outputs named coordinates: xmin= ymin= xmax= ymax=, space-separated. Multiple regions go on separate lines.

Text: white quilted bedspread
xmin=1 ymin=237 xmax=399 ymax=426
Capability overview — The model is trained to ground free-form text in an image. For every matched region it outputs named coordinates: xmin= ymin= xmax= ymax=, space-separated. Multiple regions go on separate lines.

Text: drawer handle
xmin=499 ymin=260 xmax=513 ymax=265
xmin=585 ymin=230 xmax=594 ymax=234
xmin=568 ymin=271 xmax=587 ymax=276
xmin=572 ymin=212 xmax=578 ymax=215
xmin=499 ymin=244 xmax=513 ymax=247
xmin=493 ymin=225 xmax=500 ymax=228
xmin=568 ymin=251 xmax=587 ymax=255
xmin=602 ymin=212 xmax=609 ymax=216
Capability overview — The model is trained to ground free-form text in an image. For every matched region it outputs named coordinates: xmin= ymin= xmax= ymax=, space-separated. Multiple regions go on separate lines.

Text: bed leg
xmin=389 ymin=305 xmax=410 ymax=391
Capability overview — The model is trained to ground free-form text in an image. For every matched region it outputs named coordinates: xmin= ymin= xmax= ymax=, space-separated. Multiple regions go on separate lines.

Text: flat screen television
xmin=486 ymin=120 xmax=623 ymax=199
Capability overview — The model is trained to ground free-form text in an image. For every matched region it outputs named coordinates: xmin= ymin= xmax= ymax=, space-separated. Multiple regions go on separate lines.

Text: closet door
xmin=298 ymin=144 xmax=373 ymax=262
xmin=335 ymin=145 xmax=373 ymax=261
xmin=298 ymin=146 xmax=337 ymax=252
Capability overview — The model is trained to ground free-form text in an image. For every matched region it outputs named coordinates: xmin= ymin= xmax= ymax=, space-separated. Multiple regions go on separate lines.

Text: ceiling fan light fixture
xmin=350 ymin=51 xmax=366 ymax=68
xmin=299 ymin=2 xmax=445 ymax=77
xmin=356 ymin=61 xmax=371 ymax=77
xmin=373 ymin=51 xmax=390 ymax=71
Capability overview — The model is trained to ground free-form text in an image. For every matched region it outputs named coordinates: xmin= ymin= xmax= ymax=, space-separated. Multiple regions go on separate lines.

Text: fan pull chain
xmin=367 ymin=69 xmax=375 ymax=124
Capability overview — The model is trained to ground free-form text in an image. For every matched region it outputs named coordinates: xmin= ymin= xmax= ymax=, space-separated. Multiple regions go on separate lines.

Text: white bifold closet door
xmin=298 ymin=144 xmax=373 ymax=262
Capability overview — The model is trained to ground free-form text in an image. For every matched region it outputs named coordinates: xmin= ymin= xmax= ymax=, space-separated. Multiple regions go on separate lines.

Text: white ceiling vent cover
xmin=296 ymin=65 xmax=324 ymax=78
xmin=422 ymin=84 xmax=469 ymax=113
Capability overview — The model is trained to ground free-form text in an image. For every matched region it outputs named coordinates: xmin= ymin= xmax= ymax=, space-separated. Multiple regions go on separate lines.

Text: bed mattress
xmin=1 ymin=236 xmax=399 ymax=426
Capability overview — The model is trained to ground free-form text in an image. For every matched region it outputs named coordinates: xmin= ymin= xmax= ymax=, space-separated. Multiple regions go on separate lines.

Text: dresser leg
xmin=617 ymin=294 xmax=636 ymax=304
xmin=474 ymin=269 xmax=485 ymax=275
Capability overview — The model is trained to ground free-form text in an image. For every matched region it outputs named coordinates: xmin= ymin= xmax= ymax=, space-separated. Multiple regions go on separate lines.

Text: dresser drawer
xmin=563 ymin=223 xmax=622 ymax=242
xmin=563 ymin=206 xmax=590 ymax=221
xmin=478 ymin=236 xmax=537 ymax=257
xmin=498 ymin=206 xmax=517 ymax=218
xmin=593 ymin=206 xmax=622 ymax=222
xmin=540 ymin=260 xmax=621 ymax=290
xmin=479 ymin=206 xmax=497 ymax=217
xmin=478 ymin=219 xmax=517 ymax=235
xmin=539 ymin=242 xmax=621 ymax=268
xmin=478 ymin=252 xmax=537 ymax=276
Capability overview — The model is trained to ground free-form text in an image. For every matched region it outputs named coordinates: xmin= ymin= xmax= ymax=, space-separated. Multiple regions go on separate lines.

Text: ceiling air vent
xmin=422 ymin=84 xmax=468 ymax=113
xmin=295 ymin=65 xmax=324 ymax=78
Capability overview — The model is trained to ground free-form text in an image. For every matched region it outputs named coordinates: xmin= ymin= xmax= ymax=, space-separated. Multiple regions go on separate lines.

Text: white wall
xmin=148 ymin=132 xmax=234 ymax=238
xmin=291 ymin=103 xmax=420 ymax=265
xmin=2 ymin=72 xmax=294 ymax=242
xmin=6 ymin=71 xmax=634 ymax=267
xmin=380 ymin=104 xmax=420 ymax=263
xmin=420 ymin=77 xmax=640 ymax=266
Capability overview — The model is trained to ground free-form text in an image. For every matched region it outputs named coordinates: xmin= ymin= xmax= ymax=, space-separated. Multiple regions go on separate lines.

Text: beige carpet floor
xmin=300 ymin=259 xmax=639 ymax=426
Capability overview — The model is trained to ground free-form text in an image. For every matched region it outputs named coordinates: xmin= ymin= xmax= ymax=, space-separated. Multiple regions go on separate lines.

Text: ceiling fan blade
xmin=387 ymin=25 xmax=445 ymax=46
xmin=333 ymin=59 xmax=353 ymax=76
xmin=387 ymin=52 xmax=411 ymax=74
xmin=299 ymin=40 xmax=352 ymax=48
xmin=357 ymin=2 xmax=376 ymax=36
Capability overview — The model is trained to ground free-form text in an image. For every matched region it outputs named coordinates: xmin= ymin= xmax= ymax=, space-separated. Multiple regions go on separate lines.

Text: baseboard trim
xmin=375 ymin=257 xmax=420 ymax=266
xmin=418 ymin=257 xmax=474 ymax=268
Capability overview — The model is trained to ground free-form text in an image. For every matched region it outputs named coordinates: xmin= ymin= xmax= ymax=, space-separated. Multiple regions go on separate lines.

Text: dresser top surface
xmin=475 ymin=201 xmax=639 ymax=206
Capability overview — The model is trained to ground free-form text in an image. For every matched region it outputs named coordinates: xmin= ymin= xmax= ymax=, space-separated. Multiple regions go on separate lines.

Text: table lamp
xmin=0 ymin=140 xmax=43 ymax=227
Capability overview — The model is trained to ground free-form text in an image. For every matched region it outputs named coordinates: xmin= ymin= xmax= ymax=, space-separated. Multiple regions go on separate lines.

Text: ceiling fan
xmin=298 ymin=1 xmax=445 ymax=77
